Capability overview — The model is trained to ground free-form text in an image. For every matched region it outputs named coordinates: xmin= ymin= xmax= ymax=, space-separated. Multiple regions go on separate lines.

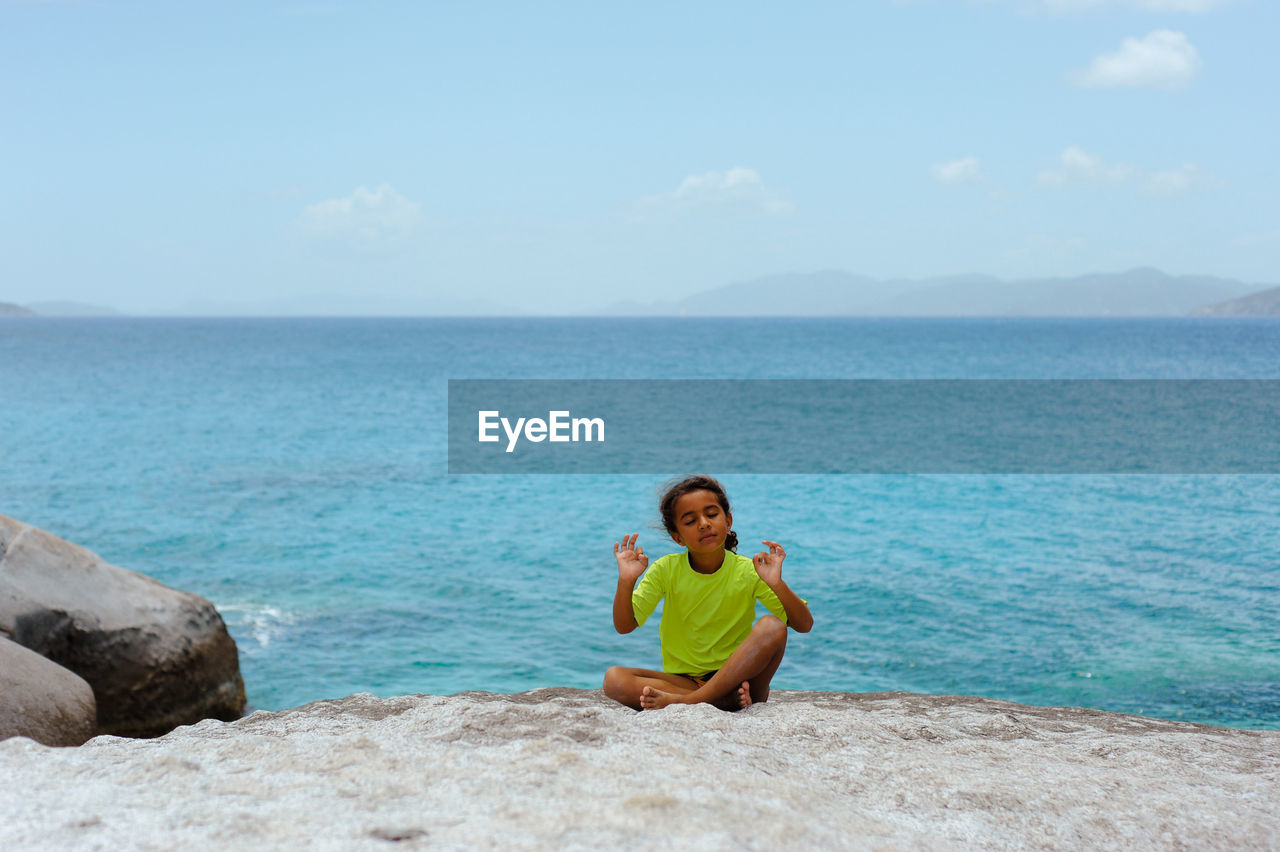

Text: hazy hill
xmin=0 ymin=302 xmax=35 ymax=317
xmin=599 ymin=268 xmax=1263 ymax=317
xmin=873 ymin=268 xmax=1257 ymax=317
xmin=601 ymin=270 xmax=909 ymax=316
xmin=604 ymin=270 xmax=904 ymax=316
xmin=168 ymin=292 xmax=514 ymax=317
xmin=25 ymin=300 xmax=121 ymax=316
xmin=1191 ymin=286 xmax=1280 ymax=317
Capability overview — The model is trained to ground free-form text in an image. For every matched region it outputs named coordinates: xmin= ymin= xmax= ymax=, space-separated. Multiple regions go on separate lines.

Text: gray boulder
xmin=0 ymin=515 xmax=246 ymax=737
xmin=0 ymin=635 xmax=97 ymax=746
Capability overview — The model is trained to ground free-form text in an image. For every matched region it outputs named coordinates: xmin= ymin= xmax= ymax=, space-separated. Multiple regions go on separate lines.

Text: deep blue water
xmin=1 ymin=317 xmax=1277 ymax=728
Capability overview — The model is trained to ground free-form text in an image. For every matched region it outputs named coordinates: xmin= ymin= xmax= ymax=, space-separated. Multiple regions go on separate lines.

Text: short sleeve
xmin=631 ymin=555 xmax=669 ymax=627
xmin=753 ymin=577 xmax=788 ymax=622
xmin=753 ymin=573 xmax=806 ymax=624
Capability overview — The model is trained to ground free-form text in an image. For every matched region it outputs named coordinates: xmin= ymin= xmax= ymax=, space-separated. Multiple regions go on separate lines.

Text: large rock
xmin=0 ymin=635 xmax=97 ymax=746
xmin=0 ymin=515 xmax=246 ymax=737
xmin=0 ymin=689 xmax=1275 ymax=848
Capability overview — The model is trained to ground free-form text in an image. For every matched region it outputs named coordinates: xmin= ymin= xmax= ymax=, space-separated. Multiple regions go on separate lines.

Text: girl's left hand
xmin=752 ymin=540 xmax=786 ymax=585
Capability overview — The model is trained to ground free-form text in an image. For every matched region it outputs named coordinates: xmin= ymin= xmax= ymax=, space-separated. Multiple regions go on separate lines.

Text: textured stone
xmin=0 ymin=515 xmax=245 ymax=737
xmin=0 ymin=635 xmax=96 ymax=746
xmin=0 ymin=688 xmax=1275 ymax=849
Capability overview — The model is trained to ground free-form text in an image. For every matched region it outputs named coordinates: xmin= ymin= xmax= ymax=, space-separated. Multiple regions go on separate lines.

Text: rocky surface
xmin=1 ymin=688 xmax=1275 ymax=850
xmin=0 ymin=636 xmax=96 ymax=747
xmin=0 ymin=514 xmax=246 ymax=737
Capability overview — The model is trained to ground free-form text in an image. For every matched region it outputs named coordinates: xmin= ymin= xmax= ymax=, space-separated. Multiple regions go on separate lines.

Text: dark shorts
xmin=681 ymin=670 xmax=719 ymax=687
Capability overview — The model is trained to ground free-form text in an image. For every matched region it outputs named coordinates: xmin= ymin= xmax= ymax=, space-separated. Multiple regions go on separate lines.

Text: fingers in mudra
xmin=756 ymin=540 xmax=784 ymax=560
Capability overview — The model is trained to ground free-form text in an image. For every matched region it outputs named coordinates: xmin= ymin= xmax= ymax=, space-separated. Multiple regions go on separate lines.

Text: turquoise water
xmin=1 ymin=317 xmax=1277 ymax=728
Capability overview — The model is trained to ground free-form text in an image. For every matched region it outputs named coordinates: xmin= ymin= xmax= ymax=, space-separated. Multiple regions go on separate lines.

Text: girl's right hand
xmin=614 ymin=533 xmax=649 ymax=582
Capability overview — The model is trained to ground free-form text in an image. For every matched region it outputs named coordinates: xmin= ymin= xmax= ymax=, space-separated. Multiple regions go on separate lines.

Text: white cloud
xmin=1037 ymin=148 xmax=1210 ymax=198
xmin=1037 ymin=146 xmax=1133 ymax=186
xmin=1130 ymin=0 xmax=1226 ymax=8
xmin=298 ymin=184 xmax=424 ymax=248
xmin=643 ymin=167 xmax=794 ymax=216
xmin=1144 ymin=163 xmax=1202 ymax=197
xmin=933 ymin=156 xmax=983 ymax=185
xmin=1043 ymin=0 xmax=1229 ymax=10
xmin=1232 ymin=226 xmax=1280 ymax=249
xmin=1073 ymin=30 xmax=1202 ymax=90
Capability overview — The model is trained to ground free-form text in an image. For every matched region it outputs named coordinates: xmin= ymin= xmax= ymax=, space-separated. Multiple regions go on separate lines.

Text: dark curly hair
xmin=658 ymin=474 xmax=738 ymax=553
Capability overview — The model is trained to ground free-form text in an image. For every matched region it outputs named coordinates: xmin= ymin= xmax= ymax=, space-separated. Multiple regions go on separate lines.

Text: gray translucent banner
xmin=447 ymin=380 xmax=1280 ymax=474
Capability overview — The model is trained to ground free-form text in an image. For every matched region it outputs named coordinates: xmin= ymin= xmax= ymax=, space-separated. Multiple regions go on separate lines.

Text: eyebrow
xmin=679 ymin=505 xmax=719 ymax=520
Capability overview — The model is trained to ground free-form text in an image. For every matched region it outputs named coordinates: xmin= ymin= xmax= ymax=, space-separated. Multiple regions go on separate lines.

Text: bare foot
xmin=738 ymin=681 xmax=752 ymax=709
xmin=639 ymin=685 xmax=680 ymax=710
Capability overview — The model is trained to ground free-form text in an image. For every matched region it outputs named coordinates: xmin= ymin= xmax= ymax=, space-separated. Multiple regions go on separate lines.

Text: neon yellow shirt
xmin=631 ymin=550 xmax=793 ymax=675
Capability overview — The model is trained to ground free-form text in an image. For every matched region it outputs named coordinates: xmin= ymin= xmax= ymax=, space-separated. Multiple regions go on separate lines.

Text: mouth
xmin=698 ymin=534 xmax=718 ymax=544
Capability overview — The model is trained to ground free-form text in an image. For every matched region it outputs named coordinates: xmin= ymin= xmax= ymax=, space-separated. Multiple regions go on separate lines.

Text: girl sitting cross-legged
xmin=603 ymin=475 xmax=813 ymax=711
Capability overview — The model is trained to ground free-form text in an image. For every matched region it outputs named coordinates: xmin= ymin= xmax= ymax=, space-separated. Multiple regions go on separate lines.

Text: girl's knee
xmin=602 ymin=666 xmax=628 ymax=697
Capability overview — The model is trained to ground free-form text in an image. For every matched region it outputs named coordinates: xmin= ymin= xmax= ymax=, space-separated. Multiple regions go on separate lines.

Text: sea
xmin=1 ymin=317 xmax=1277 ymax=729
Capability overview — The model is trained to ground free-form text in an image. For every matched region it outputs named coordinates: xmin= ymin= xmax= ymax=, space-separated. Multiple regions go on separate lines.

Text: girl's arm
xmin=612 ymin=577 xmax=639 ymax=634
xmin=612 ymin=533 xmax=647 ymax=634
xmin=768 ymin=576 xmax=814 ymax=633
xmin=753 ymin=540 xmax=814 ymax=633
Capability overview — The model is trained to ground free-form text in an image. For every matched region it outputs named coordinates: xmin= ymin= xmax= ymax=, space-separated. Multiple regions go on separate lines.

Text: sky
xmin=2 ymin=0 xmax=1278 ymax=314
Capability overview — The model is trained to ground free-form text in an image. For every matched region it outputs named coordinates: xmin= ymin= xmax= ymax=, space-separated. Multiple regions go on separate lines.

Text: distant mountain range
xmin=0 ymin=301 xmax=36 ymax=316
xmin=598 ymin=268 xmax=1277 ymax=317
xmin=0 ymin=300 xmax=119 ymax=317
xmin=6 ymin=269 xmax=1280 ymax=317
xmin=168 ymin=292 xmax=509 ymax=317
xmin=26 ymin=300 xmax=121 ymax=316
xmin=1191 ymin=286 xmax=1280 ymax=317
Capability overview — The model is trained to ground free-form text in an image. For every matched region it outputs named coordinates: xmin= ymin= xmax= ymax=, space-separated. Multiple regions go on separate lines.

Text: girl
xmin=603 ymin=475 xmax=813 ymax=711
